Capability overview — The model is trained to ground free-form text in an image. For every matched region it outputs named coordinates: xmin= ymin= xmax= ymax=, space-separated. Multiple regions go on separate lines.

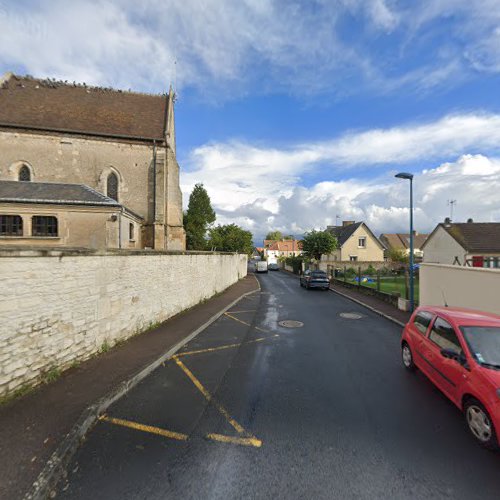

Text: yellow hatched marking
xmin=99 ymin=415 xmax=188 ymax=441
xmin=206 ymin=433 xmax=262 ymax=448
xmin=224 ymin=312 xmax=271 ymax=334
xmin=176 ymin=335 xmax=278 ymax=358
xmin=224 ymin=312 xmax=251 ymax=327
xmin=173 ymin=357 xmax=246 ymax=435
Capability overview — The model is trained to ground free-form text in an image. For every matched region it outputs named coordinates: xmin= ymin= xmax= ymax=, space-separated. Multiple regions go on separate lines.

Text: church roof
xmin=0 ymin=73 xmax=167 ymax=141
xmin=0 ymin=180 xmax=143 ymax=219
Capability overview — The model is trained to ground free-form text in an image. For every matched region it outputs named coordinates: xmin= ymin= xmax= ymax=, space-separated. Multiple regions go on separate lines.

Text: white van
xmin=255 ymin=261 xmax=268 ymax=273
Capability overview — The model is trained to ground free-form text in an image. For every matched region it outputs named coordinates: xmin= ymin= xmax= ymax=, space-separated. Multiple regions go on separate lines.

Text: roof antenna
xmin=441 ymin=288 xmax=449 ymax=308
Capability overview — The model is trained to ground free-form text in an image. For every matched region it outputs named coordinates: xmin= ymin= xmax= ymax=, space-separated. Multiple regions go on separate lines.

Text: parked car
xmin=300 ymin=269 xmax=330 ymax=290
xmin=268 ymin=263 xmax=280 ymax=271
xmin=401 ymin=306 xmax=500 ymax=450
xmin=255 ymin=261 xmax=268 ymax=273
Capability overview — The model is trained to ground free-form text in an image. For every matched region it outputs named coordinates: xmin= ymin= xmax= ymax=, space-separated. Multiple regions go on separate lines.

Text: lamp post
xmin=395 ymin=172 xmax=415 ymax=312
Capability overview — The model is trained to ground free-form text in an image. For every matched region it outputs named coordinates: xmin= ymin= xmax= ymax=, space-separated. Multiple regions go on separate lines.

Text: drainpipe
xmin=152 ymin=139 xmax=157 ymax=246
xmin=118 ymin=209 xmax=122 ymax=249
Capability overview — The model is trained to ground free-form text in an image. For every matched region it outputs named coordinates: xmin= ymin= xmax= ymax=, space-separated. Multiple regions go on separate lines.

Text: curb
xmin=329 ymin=286 xmax=406 ymax=327
xmin=25 ymin=279 xmax=260 ymax=500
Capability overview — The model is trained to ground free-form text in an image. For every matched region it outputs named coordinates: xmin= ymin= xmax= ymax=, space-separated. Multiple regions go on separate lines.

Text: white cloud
xmin=0 ymin=0 xmax=497 ymax=97
xmin=181 ymin=113 xmax=500 ymax=242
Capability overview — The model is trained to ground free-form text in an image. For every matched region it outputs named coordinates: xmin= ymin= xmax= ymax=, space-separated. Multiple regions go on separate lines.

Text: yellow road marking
xmin=224 ymin=312 xmax=251 ymax=327
xmin=99 ymin=415 xmax=188 ymax=441
xmin=206 ymin=433 xmax=262 ymax=448
xmin=226 ymin=310 xmax=257 ymax=314
xmin=173 ymin=357 xmax=246 ymax=435
xmin=176 ymin=335 xmax=279 ymax=358
xmin=224 ymin=312 xmax=271 ymax=334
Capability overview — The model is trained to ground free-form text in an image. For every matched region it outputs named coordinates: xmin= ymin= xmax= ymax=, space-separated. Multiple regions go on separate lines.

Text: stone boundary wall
xmin=420 ymin=263 xmax=500 ymax=315
xmin=0 ymin=250 xmax=247 ymax=397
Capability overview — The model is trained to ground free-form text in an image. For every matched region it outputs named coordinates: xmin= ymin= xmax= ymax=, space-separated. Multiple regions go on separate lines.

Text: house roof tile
xmin=0 ymin=73 xmax=167 ymax=141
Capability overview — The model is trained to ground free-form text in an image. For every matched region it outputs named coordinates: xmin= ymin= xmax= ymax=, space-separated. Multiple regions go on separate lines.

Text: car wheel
xmin=401 ymin=342 xmax=416 ymax=372
xmin=464 ymin=398 xmax=499 ymax=450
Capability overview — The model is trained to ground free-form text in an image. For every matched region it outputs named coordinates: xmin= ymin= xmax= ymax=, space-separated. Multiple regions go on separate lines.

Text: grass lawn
xmin=344 ymin=276 xmax=420 ymax=303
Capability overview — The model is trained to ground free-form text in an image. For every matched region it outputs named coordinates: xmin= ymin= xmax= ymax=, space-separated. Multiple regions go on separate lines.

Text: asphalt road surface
xmin=58 ymin=268 xmax=500 ymax=499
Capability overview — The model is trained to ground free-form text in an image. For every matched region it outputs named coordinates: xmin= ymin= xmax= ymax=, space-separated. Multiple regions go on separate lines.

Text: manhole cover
xmin=339 ymin=312 xmax=363 ymax=320
xmin=278 ymin=320 xmax=304 ymax=328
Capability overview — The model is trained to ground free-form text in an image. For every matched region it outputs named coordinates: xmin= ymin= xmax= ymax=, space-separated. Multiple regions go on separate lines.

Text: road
xmin=59 ymin=268 xmax=500 ymax=499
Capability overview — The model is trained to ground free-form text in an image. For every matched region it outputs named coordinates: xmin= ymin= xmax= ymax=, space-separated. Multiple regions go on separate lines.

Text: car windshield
xmin=461 ymin=326 xmax=500 ymax=369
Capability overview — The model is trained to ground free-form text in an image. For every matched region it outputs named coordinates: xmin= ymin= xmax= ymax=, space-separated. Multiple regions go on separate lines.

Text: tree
xmin=265 ymin=230 xmax=283 ymax=241
xmin=208 ymin=224 xmax=254 ymax=254
xmin=388 ymin=248 xmax=409 ymax=264
xmin=184 ymin=183 xmax=216 ymax=250
xmin=301 ymin=230 xmax=338 ymax=261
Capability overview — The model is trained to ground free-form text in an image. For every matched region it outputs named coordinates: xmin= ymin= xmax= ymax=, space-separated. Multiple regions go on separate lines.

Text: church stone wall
xmin=0 ymin=250 xmax=248 ymax=398
xmin=0 ymin=130 xmax=155 ymax=223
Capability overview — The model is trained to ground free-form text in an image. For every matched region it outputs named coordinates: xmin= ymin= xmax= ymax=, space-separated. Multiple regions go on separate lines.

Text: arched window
xmin=107 ymin=172 xmax=118 ymax=201
xmin=19 ymin=165 xmax=31 ymax=182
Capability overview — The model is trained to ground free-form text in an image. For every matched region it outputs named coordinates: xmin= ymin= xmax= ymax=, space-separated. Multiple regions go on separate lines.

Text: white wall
xmin=0 ymin=250 xmax=247 ymax=397
xmin=423 ymin=226 xmax=467 ymax=264
xmin=420 ymin=263 xmax=500 ymax=315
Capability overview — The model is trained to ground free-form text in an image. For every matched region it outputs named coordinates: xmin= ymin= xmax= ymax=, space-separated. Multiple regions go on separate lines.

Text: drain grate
xmin=279 ymin=320 xmax=304 ymax=328
xmin=339 ymin=312 xmax=363 ymax=320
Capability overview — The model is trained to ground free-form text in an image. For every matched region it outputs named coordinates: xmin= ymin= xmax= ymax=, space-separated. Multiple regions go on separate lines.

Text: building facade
xmin=422 ymin=219 xmax=500 ymax=267
xmin=323 ymin=221 xmax=385 ymax=263
xmin=0 ymin=72 xmax=185 ymax=250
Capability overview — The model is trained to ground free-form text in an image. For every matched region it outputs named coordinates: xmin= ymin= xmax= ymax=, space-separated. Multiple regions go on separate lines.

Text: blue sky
xmin=1 ymin=0 xmax=500 ymax=243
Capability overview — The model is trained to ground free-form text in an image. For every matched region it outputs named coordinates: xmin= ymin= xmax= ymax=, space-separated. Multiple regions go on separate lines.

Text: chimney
xmin=444 ymin=217 xmax=452 ymax=227
xmin=342 ymin=220 xmax=355 ymax=227
xmin=467 ymin=218 xmax=474 ymax=223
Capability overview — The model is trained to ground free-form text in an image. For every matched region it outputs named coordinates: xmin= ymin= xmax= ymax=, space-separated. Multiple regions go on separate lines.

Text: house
xmin=321 ymin=221 xmax=385 ymax=268
xmin=0 ymin=72 xmax=185 ymax=250
xmin=266 ymin=240 xmax=302 ymax=262
xmin=0 ymin=181 xmax=143 ymax=249
xmin=379 ymin=232 xmax=428 ymax=260
xmin=422 ymin=218 xmax=500 ymax=267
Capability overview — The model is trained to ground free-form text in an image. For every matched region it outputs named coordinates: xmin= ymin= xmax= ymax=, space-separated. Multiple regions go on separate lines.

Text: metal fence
xmin=327 ymin=265 xmax=419 ymax=303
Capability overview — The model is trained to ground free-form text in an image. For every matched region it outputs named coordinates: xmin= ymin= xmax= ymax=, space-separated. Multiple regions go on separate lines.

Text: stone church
xmin=0 ymin=72 xmax=185 ymax=250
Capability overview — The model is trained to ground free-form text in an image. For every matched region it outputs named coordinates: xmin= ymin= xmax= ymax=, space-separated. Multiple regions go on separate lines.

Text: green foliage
xmin=44 ymin=366 xmax=61 ymax=384
xmin=301 ymin=230 xmax=338 ymax=261
xmin=265 ymin=230 xmax=283 ymax=241
xmin=285 ymin=255 xmax=303 ymax=274
xmin=362 ymin=265 xmax=377 ymax=275
xmin=208 ymin=224 xmax=254 ymax=254
xmin=388 ymin=248 xmax=409 ymax=264
xmin=184 ymin=183 xmax=216 ymax=250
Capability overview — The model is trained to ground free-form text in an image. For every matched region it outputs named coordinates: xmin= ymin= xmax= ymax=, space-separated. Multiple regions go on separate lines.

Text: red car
xmin=401 ymin=306 xmax=500 ymax=450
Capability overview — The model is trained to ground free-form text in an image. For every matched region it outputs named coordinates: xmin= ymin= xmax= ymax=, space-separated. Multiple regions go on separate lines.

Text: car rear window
xmin=311 ymin=271 xmax=327 ymax=277
xmin=413 ymin=311 xmax=433 ymax=335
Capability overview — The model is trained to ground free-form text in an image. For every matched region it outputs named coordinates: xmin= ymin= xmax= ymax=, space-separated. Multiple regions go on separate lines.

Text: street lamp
xmin=395 ymin=172 xmax=415 ymax=312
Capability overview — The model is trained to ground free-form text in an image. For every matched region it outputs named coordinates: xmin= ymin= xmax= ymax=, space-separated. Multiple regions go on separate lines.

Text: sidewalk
xmin=330 ymin=282 xmax=412 ymax=326
xmin=0 ymin=275 xmax=259 ymax=500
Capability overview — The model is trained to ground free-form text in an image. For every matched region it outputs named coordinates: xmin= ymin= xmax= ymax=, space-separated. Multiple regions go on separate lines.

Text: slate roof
xmin=0 ymin=180 xmax=120 ymax=206
xmin=0 ymin=73 xmax=167 ymax=141
xmin=380 ymin=233 xmax=428 ymax=251
xmin=326 ymin=222 xmax=363 ymax=246
xmin=0 ymin=180 xmax=144 ymax=220
xmin=430 ymin=222 xmax=500 ymax=253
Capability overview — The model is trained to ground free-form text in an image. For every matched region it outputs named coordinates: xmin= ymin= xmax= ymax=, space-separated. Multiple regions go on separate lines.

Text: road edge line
xmin=329 ymin=286 xmax=406 ymax=327
xmin=25 ymin=279 xmax=260 ymax=500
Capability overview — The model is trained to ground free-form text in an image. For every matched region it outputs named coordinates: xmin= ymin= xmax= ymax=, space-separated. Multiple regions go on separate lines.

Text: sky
xmin=1 ymin=0 xmax=500 ymax=244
